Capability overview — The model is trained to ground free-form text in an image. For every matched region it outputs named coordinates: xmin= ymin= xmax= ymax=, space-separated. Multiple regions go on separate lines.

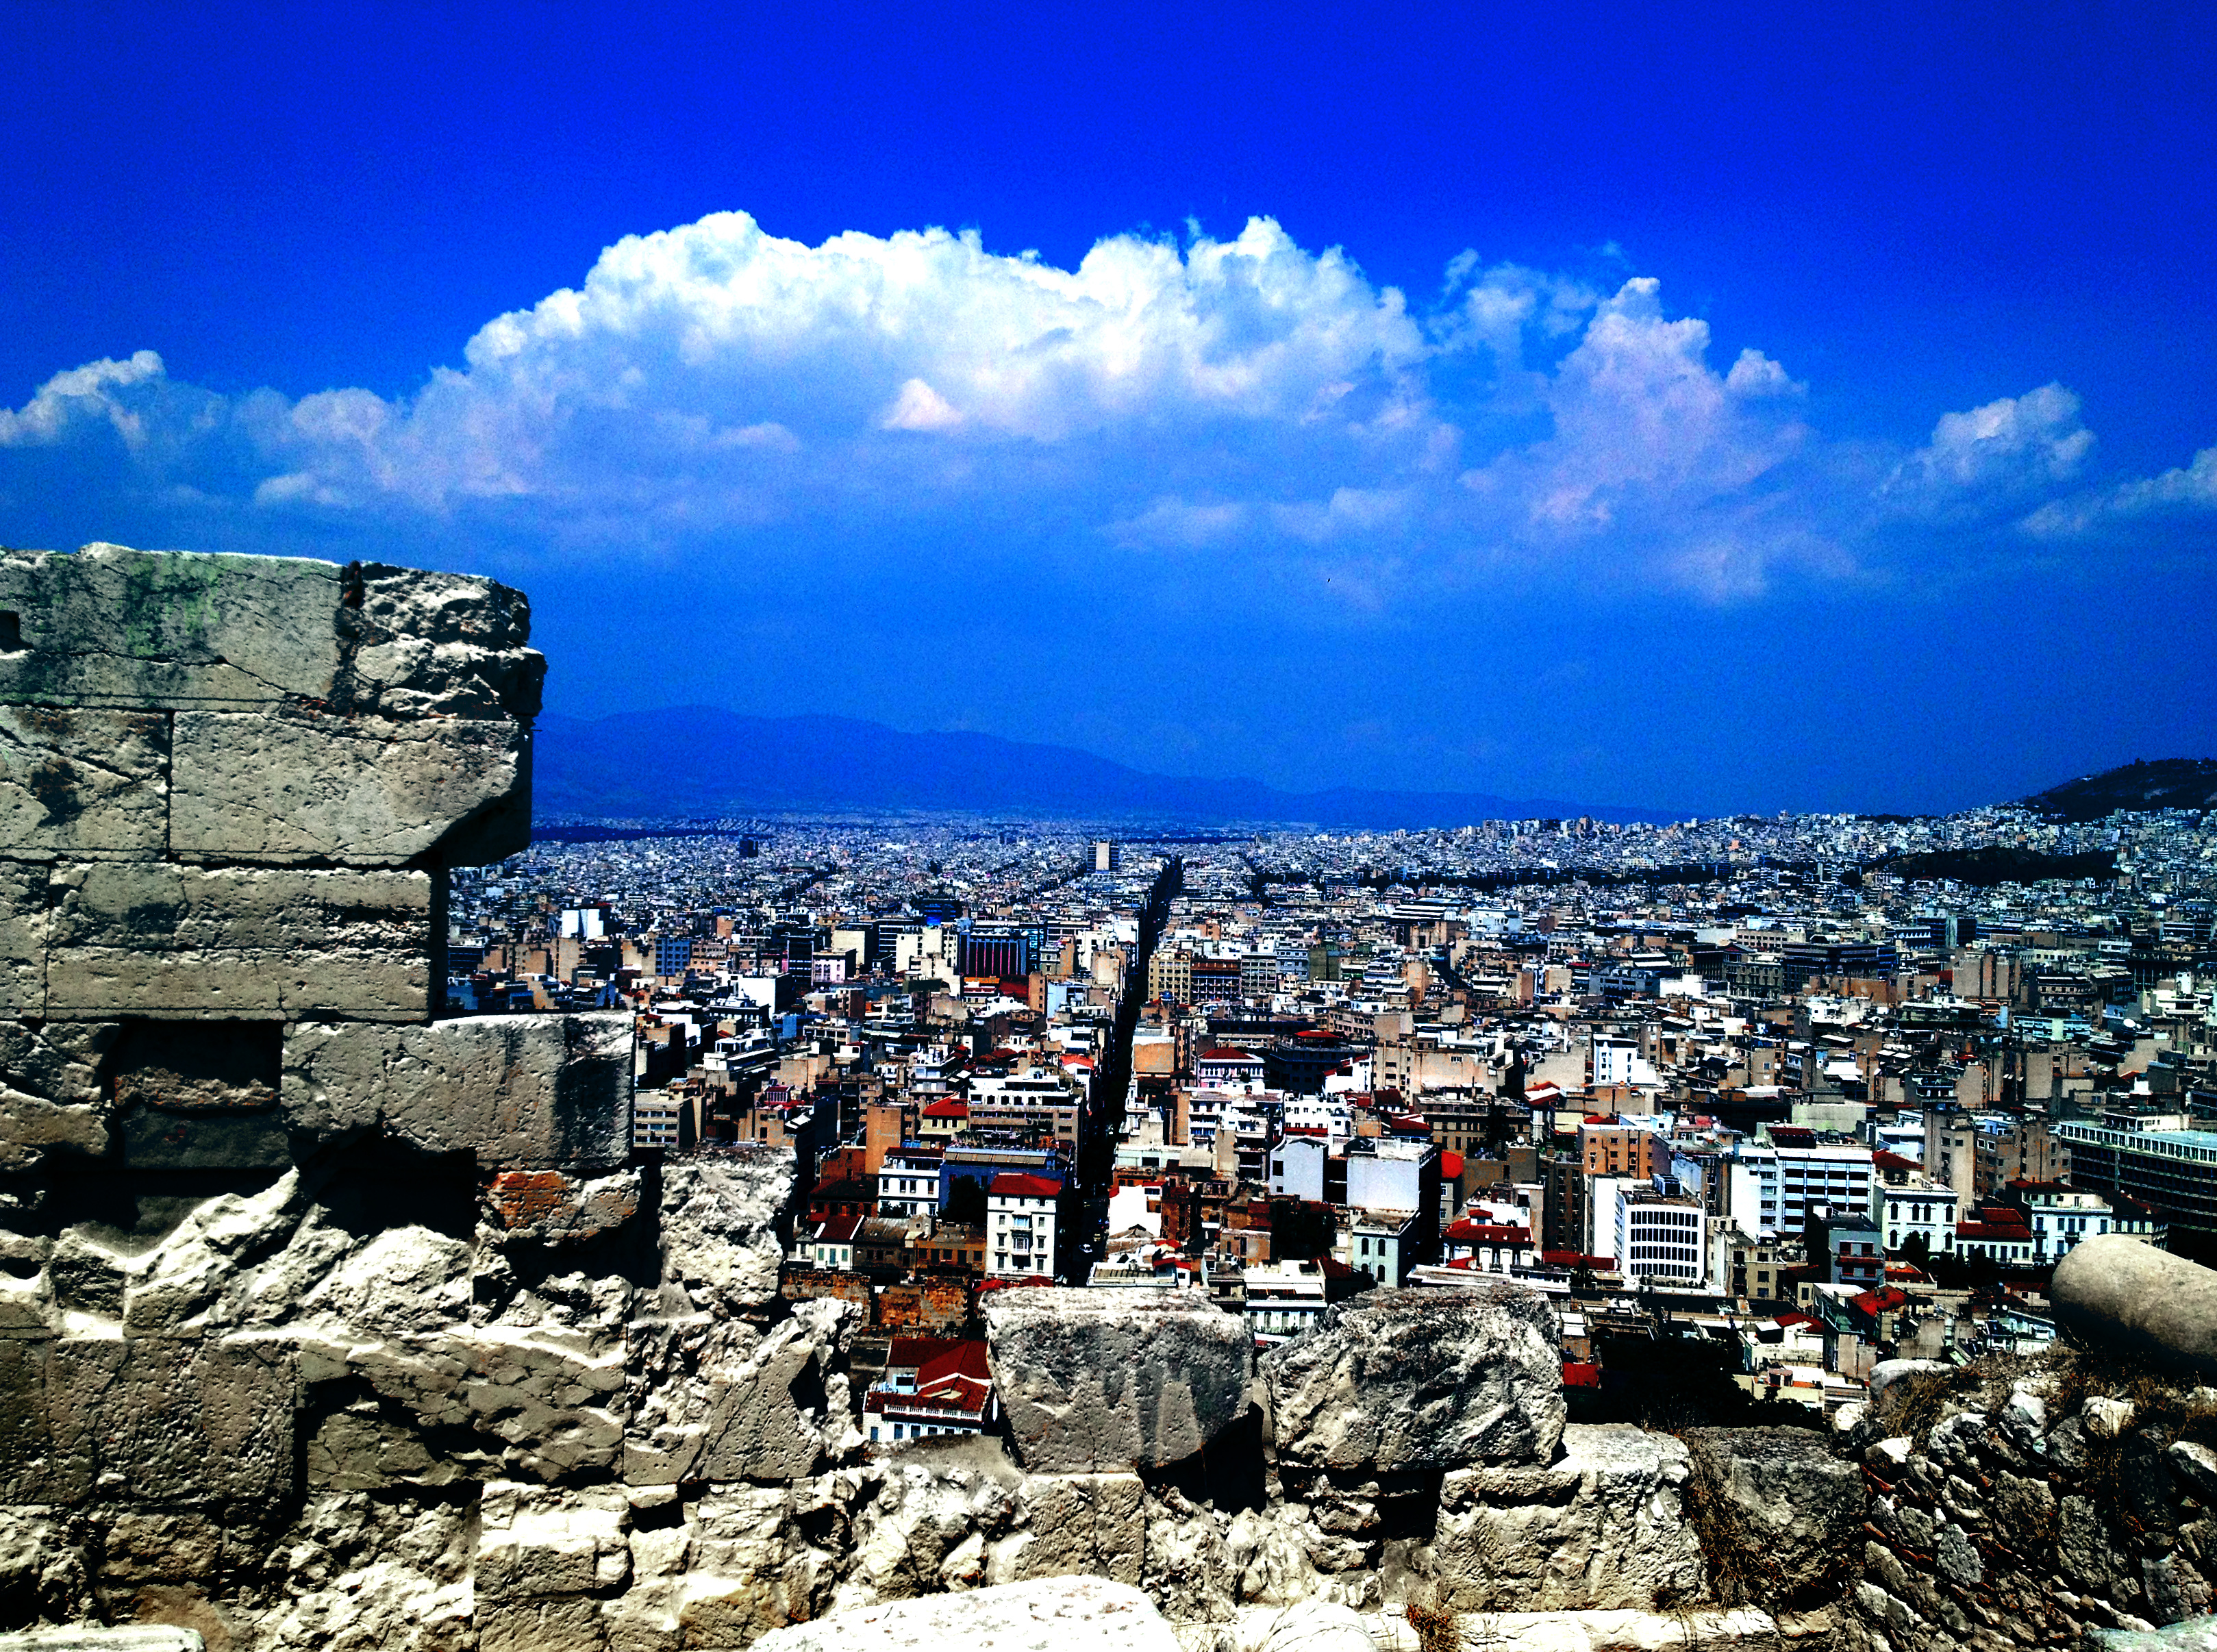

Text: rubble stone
xmin=752 ymin=1575 xmax=1183 ymax=1652
xmin=984 ymin=1287 xmax=1252 ymax=1473
xmin=1682 ymin=1426 xmax=1866 ymax=1607
xmin=1263 ymin=1284 xmax=1564 ymax=1475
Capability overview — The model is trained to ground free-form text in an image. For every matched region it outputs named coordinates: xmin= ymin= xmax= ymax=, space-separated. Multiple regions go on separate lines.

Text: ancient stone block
xmin=0 ymin=1021 xmax=118 ymax=1171
xmin=0 ymin=543 xmax=349 ymax=709
xmin=0 ymin=705 xmax=167 ymax=858
xmin=171 ymin=710 xmax=529 ymax=866
xmin=485 ymin=1168 xmax=640 ymax=1240
xmin=984 ymin=1286 xmax=1251 ymax=1473
xmin=0 ymin=860 xmax=49 ymax=1014
xmin=283 ymin=1012 xmax=631 ymax=1166
xmin=625 ymin=1302 xmax=856 ymax=1486
xmin=2055 ymin=1234 xmax=2217 ymax=1383
xmin=476 ymin=1480 xmax=633 ymax=1599
xmin=46 ymin=863 xmax=432 ymax=1019
xmin=1682 ymin=1427 xmax=1866 ymax=1607
xmin=0 ymin=1334 xmax=296 ymax=1505
xmin=750 ymin=1576 xmax=1183 ymax=1652
xmin=340 ymin=562 xmax=544 ymax=721
xmin=1436 ymin=1425 xmax=1705 ymax=1612
xmin=1012 ymin=1472 xmax=1147 ymax=1586
xmin=0 ymin=544 xmax=546 ymax=722
xmin=657 ymin=1147 xmax=794 ymax=1313
xmin=1262 ymin=1284 xmax=1565 ymax=1476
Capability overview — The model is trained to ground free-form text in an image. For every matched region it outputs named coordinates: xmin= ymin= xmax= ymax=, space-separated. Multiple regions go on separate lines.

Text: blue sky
xmin=3 ymin=2 xmax=2213 ymax=816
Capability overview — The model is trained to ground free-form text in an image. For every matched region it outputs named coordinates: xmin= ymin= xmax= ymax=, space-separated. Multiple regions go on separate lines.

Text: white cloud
xmin=2022 ymin=442 xmax=2217 ymax=537
xmin=3 ymin=207 xmax=2198 ymax=604
xmin=0 ymin=350 xmax=166 ymax=449
xmin=1892 ymin=383 xmax=2094 ymax=499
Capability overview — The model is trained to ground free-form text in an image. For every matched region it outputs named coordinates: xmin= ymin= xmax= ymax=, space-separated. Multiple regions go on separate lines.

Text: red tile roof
xmin=990 ymin=1173 xmax=1063 ymax=1199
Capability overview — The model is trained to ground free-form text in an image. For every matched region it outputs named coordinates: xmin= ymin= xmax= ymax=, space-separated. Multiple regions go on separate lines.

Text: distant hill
xmin=531 ymin=707 xmax=1670 ymax=829
xmin=2022 ymin=759 xmax=2217 ymax=822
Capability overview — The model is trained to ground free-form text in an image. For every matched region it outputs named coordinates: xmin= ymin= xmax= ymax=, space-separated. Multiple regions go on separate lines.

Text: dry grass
xmin=1405 ymin=1600 xmax=1462 ymax=1652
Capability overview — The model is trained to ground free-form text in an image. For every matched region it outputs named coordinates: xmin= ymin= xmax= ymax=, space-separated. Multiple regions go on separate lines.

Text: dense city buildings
xmin=451 ymin=792 xmax=2217 ymax=1419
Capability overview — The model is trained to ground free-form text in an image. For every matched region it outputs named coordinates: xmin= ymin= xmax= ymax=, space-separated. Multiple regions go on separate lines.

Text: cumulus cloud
xmin=0 ymin=206 xmax=2200 ymax=604
xmin=2021 ymin=443 xmax=2217 ymax=538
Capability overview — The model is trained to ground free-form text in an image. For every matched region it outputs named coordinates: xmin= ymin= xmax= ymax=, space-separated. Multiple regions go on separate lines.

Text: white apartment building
xmin=877 ymin=1147 xmax=942 ymax=1220
xmin=1727 ymin=1144 xmax=1875 ymax=1238
xmin=1243 ymin=1259 xmax=1333 ymax=1344
xmin=1344 ymin=1210 xmax=1417 ymax=1284
xmin=987 ymin=1173 xmax=1062 ymax=1279
xmin=1614 ymin=1190 xmax=1707 ymax=1287
xmin=1267 ymin=1134 xmax=1329 ymax=1202
xmin=2016 ymin=1184 xmax=2117 ymax=1264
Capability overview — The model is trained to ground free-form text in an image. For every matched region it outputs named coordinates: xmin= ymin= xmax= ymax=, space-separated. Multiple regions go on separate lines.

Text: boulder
xmin=984 ymin=1287 xmax=1252 ymax=1473
xmin=1681 ymin=1427 xmax=1865 ymax=1607
xmin=2055 ymin=1234 xmax=2217 ymax=1383
xmin=1434 ymin=1423 xmax=1706 ymax=1612
xmin=1263 ymin=1284 xmax=1564 ymax=1476
xmin=751 ymin=1575 xmax=1181 ymax=1652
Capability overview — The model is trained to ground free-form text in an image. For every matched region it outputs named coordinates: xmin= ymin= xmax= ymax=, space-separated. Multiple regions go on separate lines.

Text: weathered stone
xmin=0 ymin=1505 xmax=93 ymax=1629
xmin=0 ymin=543 xmax=349 ymax=709
xmin=2091 ymin=1617 xmax=2217 ymax=1652
xmin=0 ymin=1631 xmax=202 ymax=1651
xmin=281 ymin=1012 xmax=629 ymax=1165
xmin=0 ymin=1021 xmax=118 ymax=1171
xmin=0 ymin=1333 xmax=295 ymax=1505
xmin=1263 ymin=1284 xmax=1564 ymax=1476
xmin=2055 ymin=1236 xmax=2217 ymax=1384
xmin=476 ymin=1479 xmax=633 ymax=1599
xmin=0 ymin=544 xmax=544 ymax=721
xmin=984 ymin=1287 xmax=1251 ymax=1473
xmin=1683 ymin=1426 xmax=1866 ymax=1607
xmin=0 ymin=705 xmax=166 ymax=859
xmin=111 ymin=1020 xmax=281 ymax=1112
xmin=171 ymin=711 xmax=529 ymax=866
xmin=485 ymin=1167 xmax=641 ymax=1240
xmin=1013 ymin=1473 xmax=1147 ymax=1587
xmin=625 ymin=1301 xmax=858 ymax=1484
xmin=656 ymin=1147 xmax=794 ymax=1313
xmin=0 ymin=861 xmax=50 ymax=1013
xmin=1435 ymin=1424 xmax=1706 ymax=1612
xmin=752 ymin=1575 xmax=1182 ymax=1652
xmin=45 ymin=864 xmax=431 ymax=1019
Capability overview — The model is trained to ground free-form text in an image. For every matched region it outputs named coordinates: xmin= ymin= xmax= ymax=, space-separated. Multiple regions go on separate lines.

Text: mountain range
xmin=531 ymin=708 xmax=1671 ymax=829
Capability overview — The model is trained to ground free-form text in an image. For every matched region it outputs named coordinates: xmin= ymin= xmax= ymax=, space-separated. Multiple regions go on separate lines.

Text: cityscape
xmin=449 ymin=775 xmax=2217 ymax=1432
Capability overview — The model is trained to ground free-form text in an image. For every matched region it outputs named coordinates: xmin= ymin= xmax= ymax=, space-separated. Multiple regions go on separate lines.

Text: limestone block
xmin=476 ymin=1479 xmax=633 ymax=1600
xmin=0 ymin=706 xmax=166 ymax=858
xmin=0 ymin=861 xmax=49 ymax=1014
xmin=675 ymin=1482 xmax=849 ymax=1644
xmin=0 ymin=1632 xmax=201 ymax=1651
xmin=2055 ymin=1234 xmax=2217 ymax=1382
xmin=0 ymin=544 xmax=545 ymax=721
xmin=340 ymin=562 xmax=544 ymax=721
xmin=1681 ymin=1427 xmax=1866 ymax=1607
xmin=1011 ymin=1472 xmax=1147 ymax=1586
xmin=456 ymin=1322 xmax=628 ymax=1480
xmin=45 ymin=864 xmax=431 ymax=1020
xmin=171 ymin=711 xmax=529 ymax=866
xmin=1435 ymin=1424 xmax=1705 ymax=1612
xmin=283 ymin=1013 xmax=631 ymax=1166
xmin=657 ymin=1147 xmax=794 ymax=1312
xmin=0 ymin=543 xmax=349 ymax=708
xmin=984 ymin=1287 xmax=1251 ymax=1473
xmin=1262 ymin=1284 xmax=1564 ymax=1476
xmin=0 ymin=1333 xmax=296 ymax=1505
xmin=485 ymin=1168 xmax=642 ymax=1241
xmin=754 ymin=1576 xmax=1181 ymax=1652
xmin=625 ymin=1301 xmax=857 ymax=1485
xmin=0 ymin=1020 xmax=120 ymax=1171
